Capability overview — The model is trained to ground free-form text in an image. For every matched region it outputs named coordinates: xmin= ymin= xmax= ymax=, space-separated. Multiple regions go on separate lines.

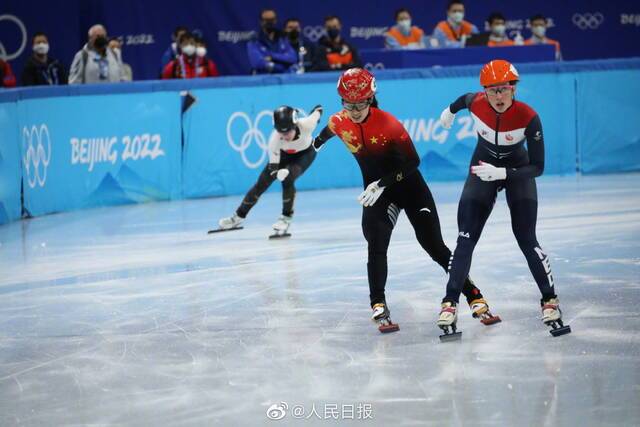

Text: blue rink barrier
xmin=0 ymin=58 xmax=639 ymax=224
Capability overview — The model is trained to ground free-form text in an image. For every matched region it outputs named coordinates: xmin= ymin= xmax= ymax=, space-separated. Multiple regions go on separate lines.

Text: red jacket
xmin=0 ymin=60 xmax=17 ymax=88
xmin=162 ymin=54 xmax=219 ymax=79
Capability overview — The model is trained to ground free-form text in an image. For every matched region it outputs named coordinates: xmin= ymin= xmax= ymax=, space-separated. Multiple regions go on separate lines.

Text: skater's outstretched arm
xmin=440 ymin=93 xmax=475 ymax=129
xmin=311 ymin=125 xmax=335 ymax=151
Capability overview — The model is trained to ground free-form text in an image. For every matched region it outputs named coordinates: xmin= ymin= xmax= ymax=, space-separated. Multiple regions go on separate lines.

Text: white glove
xmin=358 ymin=180 xmax=385 ymax=207
xmin=439 ymin=106 xmax=455 ymax=130
xmin=276 ymin=169 xmax=290 ymax=181
xmin=471 ymin=161 xmax=507 ymax=182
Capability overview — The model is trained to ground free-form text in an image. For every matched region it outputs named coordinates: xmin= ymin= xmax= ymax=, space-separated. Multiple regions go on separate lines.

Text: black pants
xmin=444 ymin=173 xmax=556 ymax=303
xmin=236 ymin=148 xmax=316 ymax=218
xmin=362 ymin=172 xmax=482 ymax=307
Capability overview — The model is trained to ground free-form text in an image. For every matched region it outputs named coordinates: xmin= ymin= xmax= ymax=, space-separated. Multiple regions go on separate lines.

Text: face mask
xmin=33 ymin=43 xmax=49 ymax=55
xmin=182 ymin=44 xmax=196 ymax=56
xmin=532 ymin=25 xmax=546 ymax=38
xmin=492 ymin=24 xmax=506 ymax=36
xmin=263 ymin=20 xmax=276 ymax=33
xmin=398 ymin=19 xmax=411 ymax=33
xmin=196 ymin=47 xmax=206 ymax=57
xmin=450 ymin=11 xmax=464 ymax=24
xmin=287 ymin=29 xmax=300 ymax=41
xmin=327 ymin=28 xmax=340 ymax=39
xmin=94 ymin=35 xmax=108 ymax=49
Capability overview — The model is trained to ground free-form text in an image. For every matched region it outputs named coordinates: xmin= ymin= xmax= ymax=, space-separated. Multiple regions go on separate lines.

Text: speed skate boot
xmin=269 ymin=215 xmax=292 ymax=239
xmin=209 ymin=213 xmax=244 ymax=233
xmin=468 ymin=297 xmax=501 ymax=325
xmin=371 ymin=302 xmax=399 ymax=333
xmin=438 ymin=302 xmax=461 ymax=342
xmin=541 ymin=297 xmax=571 ymax=337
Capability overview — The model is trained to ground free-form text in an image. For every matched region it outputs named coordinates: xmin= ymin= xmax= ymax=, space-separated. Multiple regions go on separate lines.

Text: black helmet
xmin=273 ymin=106 xmax=298 ymax=133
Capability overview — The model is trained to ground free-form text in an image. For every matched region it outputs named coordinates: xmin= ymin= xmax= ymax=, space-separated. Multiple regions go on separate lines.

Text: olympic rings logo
xmin=572 ymin=13 xmax=604 ymax=30
xmin=303 ymin=25 xmax=325 ymax=42
xmin=364 ymin=62 xmax=385 ymax=71
xmin=22 ymin=124 xmax=52 ymax=188
xmin=226 ymin=110 xmax=274 ymax=169
xmin=0 ymin=14 xmax=27 ymax=60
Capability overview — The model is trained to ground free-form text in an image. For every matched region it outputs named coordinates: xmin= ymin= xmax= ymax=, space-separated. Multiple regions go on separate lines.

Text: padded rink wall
xmin=0 ymin=58 xmax=639 ymax=225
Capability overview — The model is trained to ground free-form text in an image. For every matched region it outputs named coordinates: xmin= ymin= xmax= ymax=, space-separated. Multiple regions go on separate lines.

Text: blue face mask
xmin=398 ymin=19 xmax=411 ymax=33
xmin=327 ymin=28 xmax=340 ymax=39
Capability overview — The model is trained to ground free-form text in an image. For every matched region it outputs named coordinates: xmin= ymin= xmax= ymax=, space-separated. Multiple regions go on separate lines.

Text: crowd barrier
xmin=1 ymin=58 xmax=639 ymax=225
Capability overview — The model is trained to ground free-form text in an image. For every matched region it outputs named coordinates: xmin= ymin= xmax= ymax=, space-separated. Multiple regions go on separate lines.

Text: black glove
xmin=267 ymin=163 xmax=279 ymax=177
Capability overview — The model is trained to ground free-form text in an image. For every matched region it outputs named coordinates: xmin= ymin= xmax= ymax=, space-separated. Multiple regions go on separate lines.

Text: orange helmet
xmin=479 ymin=59 xmax=520 ymax=87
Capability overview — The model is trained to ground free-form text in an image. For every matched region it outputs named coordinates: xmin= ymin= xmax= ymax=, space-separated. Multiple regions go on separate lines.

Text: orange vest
xmin=525 ymin=37 xmax=561 ymax=55
xmin=487 ymin=39 xmax=515 ymax=47
xmin=326 ymin=51 xmax=353 ymax=66
xmin=385 ymin=26 xmax=424 ymax=46
xmin=435 ymin=20 xmax=475 ymax=41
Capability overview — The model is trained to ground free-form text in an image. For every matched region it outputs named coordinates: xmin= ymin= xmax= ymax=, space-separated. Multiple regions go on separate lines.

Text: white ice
xmin=1 ymin=173 xmax=639 ymax=426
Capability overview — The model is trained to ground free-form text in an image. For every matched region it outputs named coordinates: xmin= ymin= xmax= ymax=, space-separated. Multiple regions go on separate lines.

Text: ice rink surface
xmin=1 ymin=173 xmax=639 ymax=426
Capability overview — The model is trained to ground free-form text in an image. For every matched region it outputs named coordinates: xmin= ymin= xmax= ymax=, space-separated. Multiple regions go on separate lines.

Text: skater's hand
xmin=439 ymin=106 xmax=455 ymax=130
xmin=310 ymin=104 xmax=323 ymax=116
xmin=358 ymin=180 xmax=385 ymax=207
xmin=471 ymin=161 xmax=507 ymax=181
xmin=276 ymin=169 xmax=290 ymax=181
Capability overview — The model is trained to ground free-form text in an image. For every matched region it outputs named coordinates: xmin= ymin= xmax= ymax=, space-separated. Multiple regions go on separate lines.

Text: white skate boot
xmin=469 ymin=298 xmax=501 ymax=325
xmin=371 ymin=302 xmax=399 ymax=333
xmin=438 ymin=302 xmax=461 ymax=341
xmin=541 ymin=297 xmax=571 ymax=337
xmin=269 ymin=215 xmax=292 ymax=239
xmin=209 ymin=213 xmax=244 ymax=234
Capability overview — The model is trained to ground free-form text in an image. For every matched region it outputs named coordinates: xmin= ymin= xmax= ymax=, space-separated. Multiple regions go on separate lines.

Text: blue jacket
xmin=247 ymin=30 xmax=296 ymax=74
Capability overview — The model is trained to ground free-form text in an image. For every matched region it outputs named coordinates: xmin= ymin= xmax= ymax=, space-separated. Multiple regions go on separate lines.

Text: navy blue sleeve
xmin=449 ymin=93 xmax=476 ymax=114
xmin=506 ymin=115 xmax=545 ymax=180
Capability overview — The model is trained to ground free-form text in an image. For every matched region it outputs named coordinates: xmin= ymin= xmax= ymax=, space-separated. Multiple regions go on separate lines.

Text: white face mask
xmin=196 ymin=47 xmax=207 ymax=57
xmin=397 ymin=19 xmax=411 ymax=32
xmin=492 ymin=24 xmax=506 ymax=36
xmin=532 ymin=25 xmax=546 ymax=38
xmin=450 ymin=11 xmax=464 ymax=24
xmin=182 ymin=44 xmax=196 ymax=56
xmin=33 ymin=43 xmax=49 ymax=55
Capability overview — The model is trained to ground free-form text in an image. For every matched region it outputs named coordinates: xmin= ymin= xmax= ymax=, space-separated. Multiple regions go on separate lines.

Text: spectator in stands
xmin=161 ymin=26 xmax=188 ymax=73
xmin=525 ymin=14 xmax=562 ymax=60
xmin=283 ymin=18 xmax=319 ymax=72
xmin=69 ymin=24 xmax=124 ymax=84
xmin=0 ymin=59 xmax=17 ymax=88
xmin=21 ymin=32 xmax=67 ymax=86
xmin=108 ymin=38 xmax=133 ymax=81
xmin=247 ymin=9 xmax=297 ymax=74
xmin=195 ymin=37 xmax=220 ymax=77
xmin=316 ymin=15 xmax=362 ymax=71
xmin=162 ymin=32 xmax=217 ymax=79
xmin=384 ymin=8 xmax=428 ymax=50
xmin=432 ymin=1 xmax=478 ymax=48
xmin=486 ymin=13 xmax=514 ymax=47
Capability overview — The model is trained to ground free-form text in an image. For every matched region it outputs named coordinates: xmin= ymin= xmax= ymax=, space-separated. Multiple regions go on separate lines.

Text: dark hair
xmin=32 ymin=32 xmax=48 ymax=43
xmin=194 ymin=36 xmax=207 ymax=47
xmin=178 ymin=32 xmax=195 ymax=44
xmin=530 ymin=14 xmax=546 ymax=24
xmin=173 ymin=26 xmax=188 ymax=37
xmin=487 ymin=12 xmax=506 ymax=25
xmin=284 ymin=18 xmax=300 ymax=26
xmin=447 ymin=1 xmax=464 ymax=11
xmin=324 ymin=15 xmax=340 ymax=24
xmin=370 ymin=96 xmax=379 ymax=108
xmin=260 ymin=9 xmax=276 ymax=19
xmin=395 ymin=8 xmax=410 ymax=20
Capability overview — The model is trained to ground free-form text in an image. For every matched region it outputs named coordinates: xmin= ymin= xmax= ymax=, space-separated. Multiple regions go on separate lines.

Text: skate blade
xmin=439 ymin=331 xmax=462 ymax=342
xmin=378 ymin=323 xmax=399 ymax=333
xmin=208 ymin=226 xmax=243 ymax=234
xmin=549 ymin=324 xmax=571 ymax=337
xmin=480 ymin=315 xmax=502 ymax=326
xmin=268 ymin=232 xmax=291 ymax=240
